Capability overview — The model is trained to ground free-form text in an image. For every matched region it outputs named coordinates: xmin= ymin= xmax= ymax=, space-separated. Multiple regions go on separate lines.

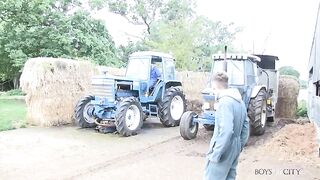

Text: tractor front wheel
xmin=115 ymin=97 xmax=143 ymax=137
xmin=248 ymin=89 xmax=267 ymax=136
xmin=180 ymin=111 xmax=198 ymax=140
xmin=74 ymin=95 xmax=96 ymax=128
xmin=159 ymin=87 xmax=186 ymax=127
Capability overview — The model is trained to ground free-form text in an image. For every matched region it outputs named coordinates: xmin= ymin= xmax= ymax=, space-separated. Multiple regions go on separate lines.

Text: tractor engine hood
xmin=92 ymin=75 xmax=137 ymax=83
xmin=91 ymin=75 xmax=141 ymax=94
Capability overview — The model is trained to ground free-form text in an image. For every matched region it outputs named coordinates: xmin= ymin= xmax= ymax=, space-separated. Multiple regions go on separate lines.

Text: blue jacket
xmin=149 ymin=66 xmax=161 ymax=87
xmin=207 ymin=88 xmax=250 ymax=163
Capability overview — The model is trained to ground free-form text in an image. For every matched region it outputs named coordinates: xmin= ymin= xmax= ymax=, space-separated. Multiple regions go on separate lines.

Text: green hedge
xmin=3 ymin=89 xmax=26 ymax=96
xmin=296 ymin=100 xmax=308 ymax=117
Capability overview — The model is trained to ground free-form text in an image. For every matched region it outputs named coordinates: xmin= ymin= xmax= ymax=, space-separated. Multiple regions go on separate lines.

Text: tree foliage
xmin=104 ymin=0 xmax=240 ymax=71
xmin=117 ymin=41 xmax=149 ymax=64
xmin=147 ymin=0 xmax=240 ymax=71
xmin=94 ymin=0 xmax=163 ymax=35
xmin=279 ymin=66 xmax=300 ymax=79
xmin=296 ymin=100 xmax=307 ymax=117
xmin=0 ymin=0 xmax=118 ymax=81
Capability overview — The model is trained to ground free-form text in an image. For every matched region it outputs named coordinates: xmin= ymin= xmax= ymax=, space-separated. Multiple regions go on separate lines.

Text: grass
xmin=0 ymin=99 xmax=27 ymax=131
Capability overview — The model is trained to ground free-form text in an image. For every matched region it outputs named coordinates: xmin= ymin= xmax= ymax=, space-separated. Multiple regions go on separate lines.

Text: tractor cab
xmin=127 ymin=51 xmax=178 ymax=100
xmin=127 ymin=52 xmax=176 ymax=81
xmin=212 ymin=54 xmax=261 ymax=106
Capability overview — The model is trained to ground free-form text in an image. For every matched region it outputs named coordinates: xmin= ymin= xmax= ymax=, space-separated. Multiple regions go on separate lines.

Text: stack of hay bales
xmin=177 ymin=71 xmax=209 ymax=101
xmin=96 ymin=66 xmax=126 ymax=76
xmin=20 ymin=58 xmax=98 ymax=126
xmin=106 ymin=67 xmax=126 ymax=76
xmin=275 ymin=75 xmax=300 ymax=119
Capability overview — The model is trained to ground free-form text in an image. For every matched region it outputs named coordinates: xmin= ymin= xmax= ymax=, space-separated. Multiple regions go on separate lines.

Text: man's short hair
xmin=213 ymin=71 xmax=229 ymax=88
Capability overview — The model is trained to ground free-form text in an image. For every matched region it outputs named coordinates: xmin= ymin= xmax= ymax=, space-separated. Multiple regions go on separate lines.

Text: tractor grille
xmin=91 ymin=77 xmax=115 ymax=102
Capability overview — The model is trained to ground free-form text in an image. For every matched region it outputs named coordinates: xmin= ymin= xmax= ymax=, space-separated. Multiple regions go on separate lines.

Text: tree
xmin=0 ymin=0 xmax=118 ymax=86
xmin=279 ymin=66 xmax=300 ymax=79
xmin=117 ymin=41 xmax=149 ymax=64
xmin=90 ymin=0 xmax=240 ymax=70
xmin=99 ymin=0 xmax=164 ymax=35
xmin=146 ymin=0 xmax=240 ymax=71
xmin=299 ymin=79 xmax=307 ymax=89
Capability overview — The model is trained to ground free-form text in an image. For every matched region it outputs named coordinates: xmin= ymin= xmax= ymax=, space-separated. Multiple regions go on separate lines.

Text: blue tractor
xmin=74 ymin=51 xmax=187 ymax=136
xmin=180 ymin=52 xmax=279 ymax=140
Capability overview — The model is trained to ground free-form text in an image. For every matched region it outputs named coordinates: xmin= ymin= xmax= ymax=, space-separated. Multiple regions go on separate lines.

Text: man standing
xmin=204 ymin=72 xmax=250 ymax=180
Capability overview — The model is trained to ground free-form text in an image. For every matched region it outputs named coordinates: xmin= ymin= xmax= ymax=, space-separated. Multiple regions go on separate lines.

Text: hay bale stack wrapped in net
xmin=275 ymin=75 xmax=300 ymax=119
xmin=20 ymin=58 xmax=98 ymax=126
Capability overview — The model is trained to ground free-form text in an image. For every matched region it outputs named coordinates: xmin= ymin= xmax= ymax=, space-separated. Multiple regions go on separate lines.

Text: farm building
xmin=308 ymin=3 xmax=320 ymax=156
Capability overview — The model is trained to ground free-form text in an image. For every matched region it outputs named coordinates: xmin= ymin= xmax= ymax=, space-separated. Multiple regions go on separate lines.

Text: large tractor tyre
xmin=203 ymin=124 xmax=215 ymax=131
xmin=75 ymin=95 xmax=97 ymax=128
xmin=115 ymin=97 xmax=143 ymax=137
xmin=159 ymin=87 xmax=186 ymax=127
xmin=248 ymin=89 xmax=267 ymax=136
xmin=180 ymin=111 xmax=199 ymax=140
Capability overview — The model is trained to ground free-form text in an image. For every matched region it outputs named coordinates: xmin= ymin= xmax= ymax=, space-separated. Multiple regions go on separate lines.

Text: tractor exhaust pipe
xmin=223 ymin=46 xmax=227 ymax=72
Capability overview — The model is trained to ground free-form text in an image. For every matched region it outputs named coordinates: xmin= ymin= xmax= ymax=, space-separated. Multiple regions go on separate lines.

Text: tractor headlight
xmin=202 ymin=102 xmax=210 ymax=110
xmin=267 ymin=99 xmax=272 ymax=105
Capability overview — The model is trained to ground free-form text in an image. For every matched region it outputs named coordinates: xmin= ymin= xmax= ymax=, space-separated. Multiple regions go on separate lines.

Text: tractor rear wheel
xmin=248 ymin=89 xmax=267 ymax=136
xmin=180 ymin=111 xmax=198 ymax=140
xmin=115 ymin=97 xmax=143 ymax=137
xmin=75 ymin=95 xmax=96 ymax=128
xmin=159 ymin=87 xmax=186 ymax=127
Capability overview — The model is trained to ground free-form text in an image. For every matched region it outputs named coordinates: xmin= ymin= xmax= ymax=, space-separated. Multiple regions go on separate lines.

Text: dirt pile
xmin=276 ymin=75 xmax=300 ymax=119
xmin=20 ymin=58 xmax=98 ymax=126
xmin=262 ymin=122 xmax=319 ymax=163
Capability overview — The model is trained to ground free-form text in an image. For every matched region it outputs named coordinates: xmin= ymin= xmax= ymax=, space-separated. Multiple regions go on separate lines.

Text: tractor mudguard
xmin=165 ymin=81 xmax=182 ymax=89
xmin=251 ymin=85 xmax=267 ymax=98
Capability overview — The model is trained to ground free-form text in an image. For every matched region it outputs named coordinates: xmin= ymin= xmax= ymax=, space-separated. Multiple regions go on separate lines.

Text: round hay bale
xmin=275 ymin=75 xmax=300 ymax=119
xmin=20 ymin=58 xmax=98 ymax=126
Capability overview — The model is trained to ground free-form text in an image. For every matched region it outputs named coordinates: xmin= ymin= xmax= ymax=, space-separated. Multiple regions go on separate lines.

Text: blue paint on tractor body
xmin=191 ymin=56 xmax=262 ymax=127
xmin=193 ymin=111 xmax=216 ymax=125
xmin=86 ymin=52 xmax=182 ymax=121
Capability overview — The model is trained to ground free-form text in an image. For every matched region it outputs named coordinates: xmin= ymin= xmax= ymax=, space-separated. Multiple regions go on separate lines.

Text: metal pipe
xmin=223 ymin=46 xmax=227 ymax=72
xmin=261 ymin=69 xmax=270 ymax=93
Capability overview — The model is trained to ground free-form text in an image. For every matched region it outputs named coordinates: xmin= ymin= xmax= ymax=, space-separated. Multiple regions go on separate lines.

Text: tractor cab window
xmin=213 ymin=60 xmax=245 ymax=85
xmin=126 ymin=58 xmax=150 ymax=80
xmin=228 ymin=61 xmax=245 ymax=85
xmin=163 ymin=58 xmax=176 ymax=80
